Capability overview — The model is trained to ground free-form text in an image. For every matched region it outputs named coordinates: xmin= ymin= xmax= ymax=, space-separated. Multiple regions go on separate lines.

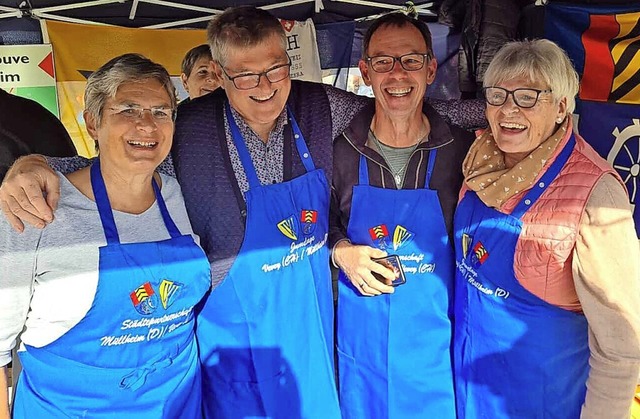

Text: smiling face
xmin=181 ymin=56 xmax=219 ymax=99
xmin=486 ymin=76 xmax=567 ymax=165
xmin=85 ymin=78 xmax=174 ymax=176
xmin=213 ymin=34 xmax=290 ymax=136
xmin=359 ymin=24 xmax=436 ymax=120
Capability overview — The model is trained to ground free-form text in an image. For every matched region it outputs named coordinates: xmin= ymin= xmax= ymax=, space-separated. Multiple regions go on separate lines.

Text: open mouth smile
xmin=499 ymin=122 xmax=527 ymax=132
xmin=127 ymin=140 xmax=158 ymax=149
xmin=385 ymin=87 xmax=413 ymax=97
xmin=250 ymin=90 xmax=277 ymax=103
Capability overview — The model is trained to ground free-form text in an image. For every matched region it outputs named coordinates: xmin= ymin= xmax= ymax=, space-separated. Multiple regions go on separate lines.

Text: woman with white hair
xmin=453 ymin=39 xmax=640 ymax=418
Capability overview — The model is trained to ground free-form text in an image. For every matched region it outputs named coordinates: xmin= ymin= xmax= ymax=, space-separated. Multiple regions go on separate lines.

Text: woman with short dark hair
xmin=180 ymin=44 xmax=218 ymax=100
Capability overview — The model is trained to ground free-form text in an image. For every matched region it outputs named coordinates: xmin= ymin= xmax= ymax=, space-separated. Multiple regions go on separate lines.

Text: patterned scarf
xmin=462 ymin=117 xmax=570 ymax=209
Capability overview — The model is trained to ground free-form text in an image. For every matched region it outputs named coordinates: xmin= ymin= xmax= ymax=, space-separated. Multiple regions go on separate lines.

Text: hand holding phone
xmin=372 ymin=255 xmax=406 ymax=287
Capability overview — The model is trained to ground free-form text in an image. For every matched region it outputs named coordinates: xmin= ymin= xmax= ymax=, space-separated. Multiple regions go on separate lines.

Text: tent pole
xmin=143 ymin=15 xmax=218 ymax=29
xmin=136 ymin=0 xmax=219 ymax=14
xmin=31 ymin=12 xmax=115 ymax=26
xmin=0 ymin=12 xmax=22 ymax=19
xmin=129 ymin=0 xmax=139 ymax=20
xmin=35 ymin=0 xmax=125 ymax=14
xmin=261 ymin=0 xmax=316 ymax=11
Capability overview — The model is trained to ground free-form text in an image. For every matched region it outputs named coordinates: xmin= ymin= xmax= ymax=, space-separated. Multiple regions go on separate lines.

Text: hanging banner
xmin=545 ymin=3 xmax=640 ymax=236
xmin=0 ymin=44 xmax=58 ymax=117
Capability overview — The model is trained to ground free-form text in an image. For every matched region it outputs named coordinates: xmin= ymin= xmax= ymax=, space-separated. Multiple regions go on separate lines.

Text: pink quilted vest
xmin=500 ymin=124 xmax=620 ymax=312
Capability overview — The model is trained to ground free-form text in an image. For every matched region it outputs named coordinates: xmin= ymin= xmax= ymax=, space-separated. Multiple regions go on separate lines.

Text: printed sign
xmin=0 ymin=44 xmax=59 ymax=116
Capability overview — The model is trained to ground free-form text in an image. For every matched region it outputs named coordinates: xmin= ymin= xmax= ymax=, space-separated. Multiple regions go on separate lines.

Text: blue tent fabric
xmin=316 ymin=21 xmax=355 ymax=70
xmin=0 ymin=17 xmax=41 ymax=44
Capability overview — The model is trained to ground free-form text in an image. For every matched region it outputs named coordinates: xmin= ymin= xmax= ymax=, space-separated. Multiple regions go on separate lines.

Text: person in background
xmin=331 ymin=12 xmax=473 ymax=418
xmin=453 ymin=39 xmax=640 ymax=419
xmin=0 ymin=54 xmax=210 ymax=418
xmin=0 ymin=88 xmax=75 ymax=182
xmin=180 ymin=44 xmax=219 ymax=101
xmin=0 ymin=6 xmax=486 ymax=418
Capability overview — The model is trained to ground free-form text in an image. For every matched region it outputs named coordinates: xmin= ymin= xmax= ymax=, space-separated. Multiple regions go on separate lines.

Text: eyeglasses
xmin=482 ymin=87 xmax=553 ymax=108
xmin=222 ymin=61 xmax=291 ymax=90
xmin=107 ymin=104 xmax=175 ymax=122
xmin=365 ymin=53 xmax=432 ymax=73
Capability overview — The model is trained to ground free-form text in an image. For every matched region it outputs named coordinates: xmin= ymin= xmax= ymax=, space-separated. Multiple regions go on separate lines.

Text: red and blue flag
xmin=545 ymin=4 xmax=640 ymax=235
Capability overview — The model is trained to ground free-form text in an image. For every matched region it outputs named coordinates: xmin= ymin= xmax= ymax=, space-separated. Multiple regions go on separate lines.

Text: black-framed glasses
xmin=107 ymin=104 xmax=176 ymax=122
xmin=482 ymin=87 xmax=553 ymax=108
xmin=222 ymin=61 xmax=291 ymax=90
xmin=365 ymin=53 xmax=431 ymax=73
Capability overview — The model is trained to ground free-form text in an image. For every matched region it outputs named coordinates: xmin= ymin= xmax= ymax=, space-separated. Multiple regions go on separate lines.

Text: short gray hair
xmin=483 ymin=39 xmax=580 ymax=113
xmin=207 ymin=6 xmax=287 ymax=67
xmin=84 ymin=53 xmax=176 ymax=126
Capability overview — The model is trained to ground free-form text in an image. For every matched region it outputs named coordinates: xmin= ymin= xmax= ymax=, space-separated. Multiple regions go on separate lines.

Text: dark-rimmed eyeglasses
xmin=365 ymin=53 xmax=432 ymax=73
xmin=222 ymin=61 xmax=291 ymax=90
xmin=107 ymin=104 xmax=176 ymax=122
xmin=482 ymin=87 xmax=553 ymax=108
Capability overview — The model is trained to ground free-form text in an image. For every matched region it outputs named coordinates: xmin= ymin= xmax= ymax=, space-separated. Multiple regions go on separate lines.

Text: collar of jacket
xmin=342 ymin=99 xmax=454 ymax=157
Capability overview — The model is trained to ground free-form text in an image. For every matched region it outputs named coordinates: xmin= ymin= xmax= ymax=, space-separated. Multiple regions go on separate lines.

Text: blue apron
xmin=12 ymin=161 xmax=211 ymax=418
xmin=453 ymin=135 xmax=589 ymax=419
xmin=337 ymin=151 xmax=456 ymax=419
xmin=196 ymin=103 xmax=340 ymax=418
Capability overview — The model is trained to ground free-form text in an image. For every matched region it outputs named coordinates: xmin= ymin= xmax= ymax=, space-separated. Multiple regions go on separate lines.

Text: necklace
xmin=370 ymin=129 xmax=423 ymax=186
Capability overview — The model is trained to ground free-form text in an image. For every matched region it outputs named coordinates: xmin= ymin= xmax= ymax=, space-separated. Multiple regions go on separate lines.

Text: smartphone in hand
xmin=372 ymin=255 xmax=406 ymax=287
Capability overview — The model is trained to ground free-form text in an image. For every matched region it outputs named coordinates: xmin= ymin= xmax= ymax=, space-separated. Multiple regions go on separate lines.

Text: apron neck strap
xmin=358 ymin=154 xmax=370 ymax=186
xmin=511 ymin=134 xmax=576 ymax=219
xmin=152 ymin=179 xmax=182 ymax=238
xmin=91 ymin=160 xmax=120 ymax=245
xmin=90 ymin=160 xmax=181 ymax=245
xmin=225 ymin=101 xmax=261 ymax=189
xmin=287 ymin=107 xmax=316 ymax=172
xmin=225 ymin=102 xmax=317 ymax=191
xmin=357 ymin=149 xmax=437 ymax=188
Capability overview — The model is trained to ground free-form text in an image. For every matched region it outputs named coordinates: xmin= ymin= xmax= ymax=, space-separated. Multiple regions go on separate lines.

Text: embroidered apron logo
xmin=457 ymin=233 xmax=507 ymax=299
xmin=158 ymin=279 xmax=183 ymax=310
xmin=461 ymin=233 xmax=473 ymax=258
xmin=369 ymin=224 xmax=390 ymax=250
xmin=267 ymin=210 xmax=326 ymax=272
xmin=392 ymin=225 xmax=414 ymax=251
xmin=368 ymin=223 xmax=435 ymax=275
xmin=108 ymin=280 xmax=192 ymax=346
xmin=471 ymin=241 xmax=489 ymax=268
xmin=277 ymin=215 xmax=298 ymax=240
xmin=130 ymin=282 xmax=158 ymax=315
xmin=301 ymin=209 xmax=318 ymax=236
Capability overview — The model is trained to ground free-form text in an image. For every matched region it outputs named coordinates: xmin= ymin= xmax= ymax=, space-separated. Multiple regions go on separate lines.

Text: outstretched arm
xmin=0 ymin=154 xmax=176 ymax=232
